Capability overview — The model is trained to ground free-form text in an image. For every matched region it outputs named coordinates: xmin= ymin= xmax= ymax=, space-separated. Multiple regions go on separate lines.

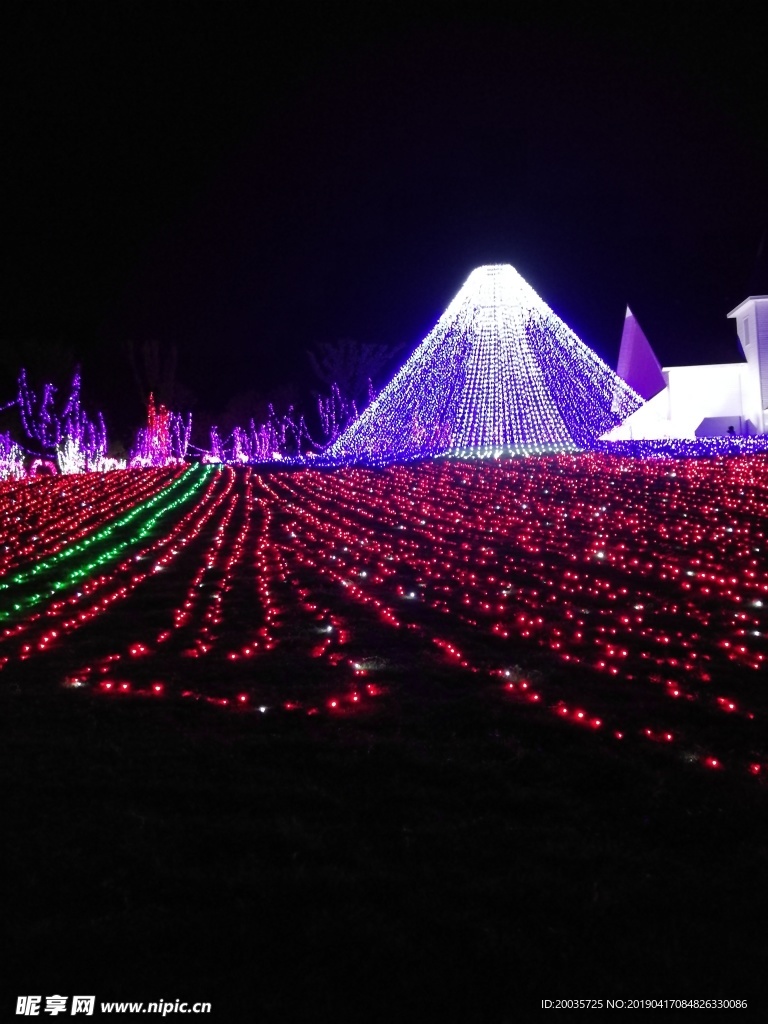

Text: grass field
xmin=4 ymin=457 xmax=767 ymax=1021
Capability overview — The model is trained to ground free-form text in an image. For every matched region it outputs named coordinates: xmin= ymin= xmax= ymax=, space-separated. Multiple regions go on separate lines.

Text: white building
xmin=605 ymin=295 xmax=768 ymax=440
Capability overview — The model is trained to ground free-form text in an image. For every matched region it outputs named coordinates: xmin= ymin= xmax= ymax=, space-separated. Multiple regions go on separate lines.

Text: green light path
xmin=0 ymin=465 xmax=213 ymax=622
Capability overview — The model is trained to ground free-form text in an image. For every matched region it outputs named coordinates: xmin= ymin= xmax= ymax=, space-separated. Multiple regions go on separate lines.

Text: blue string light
xmin=325 ymin=265 xmax=644 ymax=466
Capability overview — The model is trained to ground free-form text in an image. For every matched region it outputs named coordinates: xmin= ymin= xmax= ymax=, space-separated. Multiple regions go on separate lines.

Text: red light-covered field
xmin=3 ymin=455 xmax=767 ymax=778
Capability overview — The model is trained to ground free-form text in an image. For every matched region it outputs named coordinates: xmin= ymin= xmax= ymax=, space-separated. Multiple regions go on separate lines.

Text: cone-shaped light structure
xmin=327 ymin=265 xmax=643 ymax=464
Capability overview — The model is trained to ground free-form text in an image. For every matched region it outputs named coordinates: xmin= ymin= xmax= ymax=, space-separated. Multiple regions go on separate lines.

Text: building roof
xmin=727 ymin=295 xmax=768 ymax=319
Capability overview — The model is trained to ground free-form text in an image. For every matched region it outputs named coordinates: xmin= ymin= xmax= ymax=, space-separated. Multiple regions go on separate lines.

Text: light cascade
xmin=326 ymin=265 xmax=643 ymax=465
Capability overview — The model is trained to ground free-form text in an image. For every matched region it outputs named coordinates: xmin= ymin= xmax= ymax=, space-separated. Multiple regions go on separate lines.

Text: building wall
xmin=604 ymin=363 xmax=754 ymax=440
xmin=728 ymin=296 xmax=768 ymax=433
xmin=608 ymin=296 xmax=768 ymax=441
xmin=665 ymin=363 xmax=753 ymax=434
xmin=759 ymin=301 xmax=768 ymax=421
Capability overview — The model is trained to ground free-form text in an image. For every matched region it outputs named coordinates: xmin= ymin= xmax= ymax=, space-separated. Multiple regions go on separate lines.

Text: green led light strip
xmin=0 ymin=465 xmax=213 ymax=621
xmin=2 ymin=466 xmax=198 ymax=592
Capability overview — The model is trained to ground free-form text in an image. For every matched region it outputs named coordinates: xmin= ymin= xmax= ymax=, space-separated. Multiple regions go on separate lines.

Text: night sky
xmin=2 ymin=5 xmax=766 ymax=437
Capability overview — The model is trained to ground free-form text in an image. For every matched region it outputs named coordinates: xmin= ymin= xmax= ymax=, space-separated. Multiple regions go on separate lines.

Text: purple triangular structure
xmin=326 ymin=266 xmax=644 ymax=464
xmin=616 ymin=307 xmax=666 ymax=401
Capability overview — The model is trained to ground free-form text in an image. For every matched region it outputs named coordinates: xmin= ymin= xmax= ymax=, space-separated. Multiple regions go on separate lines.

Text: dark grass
xmin=4 ymin=462 xmax=768 ymax=1020
xmin=4 ymin=658 xmax=767 ymax=1022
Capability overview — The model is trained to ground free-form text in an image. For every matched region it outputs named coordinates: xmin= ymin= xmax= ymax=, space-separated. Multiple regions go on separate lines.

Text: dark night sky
xmin=1 ymin=4 xmax=766 ymax=436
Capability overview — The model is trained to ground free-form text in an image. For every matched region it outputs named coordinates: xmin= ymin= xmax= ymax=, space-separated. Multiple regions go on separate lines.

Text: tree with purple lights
xmin=326 ymin=265 xmax=644 ymax=464
xmin=316 ymin=383 xmax=359 ymax=447
xmin=16 ymin=368 xmax=120 ymax=474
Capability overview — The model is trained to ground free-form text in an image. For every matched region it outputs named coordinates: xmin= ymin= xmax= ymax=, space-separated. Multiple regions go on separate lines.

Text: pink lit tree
xmin=130 ymin=393 xmax=191 ymax=467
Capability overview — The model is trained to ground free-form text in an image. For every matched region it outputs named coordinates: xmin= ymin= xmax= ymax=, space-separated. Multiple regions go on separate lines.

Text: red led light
xmin=1 ymin=455 xmax=765 ymax=780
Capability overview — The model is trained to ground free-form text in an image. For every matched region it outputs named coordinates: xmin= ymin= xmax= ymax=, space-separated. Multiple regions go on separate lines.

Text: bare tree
xmin=308 ymin=338 xmax=402 ymax=410
xmin=126 ymin=339 xmax=195 ymax=411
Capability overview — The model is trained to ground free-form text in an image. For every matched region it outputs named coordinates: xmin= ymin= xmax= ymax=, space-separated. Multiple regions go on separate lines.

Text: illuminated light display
xmin=594 ymin=436 xmax=768 ymax=459
xmin=16 ymin=368 xmax=125 ymax=474
xmin=0 ymin=467 xmax=225 ymax=668
xmin=326 ymin=265 xmax=643 ymax=464
xmin=255 ymin=456 xmax=767 ymax=775
xmin=130 ymin=394 xmax=191 ymax=467
xmin=4 ymin=289 xmax=765 ymax=472
xmin=0 ymin=433 xmax=26 ymax=481
xmin=0 ymin=467 xmax=179 ymax=579
xmin=1 ymin=455 xmax=767 ymax=780
xmin=0 ymin=466 xmax=206 ymax=622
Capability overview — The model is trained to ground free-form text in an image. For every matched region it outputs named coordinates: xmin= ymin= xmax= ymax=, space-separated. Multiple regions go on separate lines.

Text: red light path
xmin=2 ymin=456 xmax=766 ymax=779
